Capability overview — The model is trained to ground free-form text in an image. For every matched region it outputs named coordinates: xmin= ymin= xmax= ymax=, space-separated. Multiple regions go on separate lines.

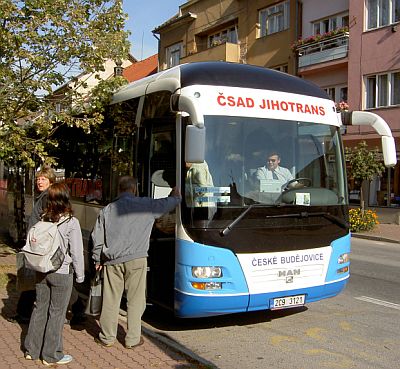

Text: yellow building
xmin=153 ymin=0 xmax=298 ymax=74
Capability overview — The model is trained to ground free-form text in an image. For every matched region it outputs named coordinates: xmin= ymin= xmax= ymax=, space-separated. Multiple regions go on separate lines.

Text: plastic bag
xmin=84 ymin=270 xmax=102 ymax=316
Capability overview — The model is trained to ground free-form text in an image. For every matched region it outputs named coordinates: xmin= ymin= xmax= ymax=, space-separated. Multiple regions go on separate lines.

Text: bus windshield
xmin=183 ymin=115 xmax=347 ymax=214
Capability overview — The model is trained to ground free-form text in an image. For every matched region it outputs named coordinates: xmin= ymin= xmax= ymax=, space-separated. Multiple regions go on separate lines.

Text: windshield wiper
xmin=265 ymin=211 xmax=349 ymax=229
xmin=219 ymin=204 xmax=263 ymax=237
xmin=220 ymin=208 xmax=348 ymax=237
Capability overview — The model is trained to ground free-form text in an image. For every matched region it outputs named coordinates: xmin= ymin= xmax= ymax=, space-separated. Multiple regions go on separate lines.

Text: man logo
xmin=278 ymin=269 xmax=300 ymax=283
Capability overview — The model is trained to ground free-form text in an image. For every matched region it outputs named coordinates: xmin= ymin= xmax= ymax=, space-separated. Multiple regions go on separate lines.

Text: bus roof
xmin=112 ymin=62 xmax=329 ymax=104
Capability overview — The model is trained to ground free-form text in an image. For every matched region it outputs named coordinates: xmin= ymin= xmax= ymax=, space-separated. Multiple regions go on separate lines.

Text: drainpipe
xmin=153 ymin=33 xmax=160 ymax=72
xmin=294 ymin=0 xmax=301 ymax=77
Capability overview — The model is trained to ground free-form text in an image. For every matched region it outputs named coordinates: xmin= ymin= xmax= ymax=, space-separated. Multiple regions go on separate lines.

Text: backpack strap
xmin=56 ymin=215 xmax=72 ymax=226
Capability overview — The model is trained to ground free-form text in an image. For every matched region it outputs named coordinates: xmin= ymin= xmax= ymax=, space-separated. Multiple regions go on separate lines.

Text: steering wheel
xmin=284 ymin=177 xmax=312 ymax=191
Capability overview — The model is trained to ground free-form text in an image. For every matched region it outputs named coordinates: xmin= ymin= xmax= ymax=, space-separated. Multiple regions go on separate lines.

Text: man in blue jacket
xmin=91 ymin=176 xmax=181 ymax=349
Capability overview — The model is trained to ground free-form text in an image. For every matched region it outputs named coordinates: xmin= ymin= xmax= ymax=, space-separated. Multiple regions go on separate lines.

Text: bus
xmin=3 ymin=62 xmax=397 ymax=318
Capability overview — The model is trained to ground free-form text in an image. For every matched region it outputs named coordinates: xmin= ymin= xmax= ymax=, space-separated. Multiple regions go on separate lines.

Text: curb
xmin=118 ymin=314 xmax=217 ymax=369
xmin=142 ymin=322 xmax=218 ymax=369
xmin=351 ymin=233 xmax=400 ymax=244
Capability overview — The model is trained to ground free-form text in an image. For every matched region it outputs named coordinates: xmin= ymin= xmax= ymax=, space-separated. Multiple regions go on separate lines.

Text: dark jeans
xmin=24 ymin=272 xmax=73 ymax=362
xmin=16 ymin=290 xmax=36 ymax=319
xmin=16 ymin=285 xmax=84 ymax=322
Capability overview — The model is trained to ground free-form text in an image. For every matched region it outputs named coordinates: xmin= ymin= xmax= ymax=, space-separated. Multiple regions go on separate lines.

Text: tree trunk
xmin=12 ymin=168 xmax=26 ymax=245
xmin=360 ymin=182 xmax=365 ymax=215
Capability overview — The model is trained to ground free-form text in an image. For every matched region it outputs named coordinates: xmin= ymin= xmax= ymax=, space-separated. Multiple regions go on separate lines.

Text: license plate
xmin=271 ymin=294 xmax=305 ymax=310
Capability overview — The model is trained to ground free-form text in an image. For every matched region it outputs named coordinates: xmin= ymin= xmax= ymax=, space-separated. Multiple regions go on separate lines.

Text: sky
xmin=122 ymin=0 xmax=185 ymax=61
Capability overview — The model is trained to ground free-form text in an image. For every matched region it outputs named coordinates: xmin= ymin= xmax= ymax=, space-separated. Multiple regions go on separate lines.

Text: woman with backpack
xmin=9 ymin=165 xmax=56 ymax=324
xmin=24 ymin=182 xmax=85 ymax=366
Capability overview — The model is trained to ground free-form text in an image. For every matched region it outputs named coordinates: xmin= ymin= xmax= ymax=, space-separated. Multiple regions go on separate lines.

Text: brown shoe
xmin=95 ymin=336 xmax=114 ymax=347
xmin=125 ymin=337 xmax=144 ymax=349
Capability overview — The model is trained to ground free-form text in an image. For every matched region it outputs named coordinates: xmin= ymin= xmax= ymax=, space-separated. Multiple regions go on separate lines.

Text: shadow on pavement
xmin=143 ymin=303 xmax=307 ymax=331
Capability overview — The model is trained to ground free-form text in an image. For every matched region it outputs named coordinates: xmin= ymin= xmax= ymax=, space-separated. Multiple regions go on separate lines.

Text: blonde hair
xmin=35 ymin=165 xmax=56 ymax=184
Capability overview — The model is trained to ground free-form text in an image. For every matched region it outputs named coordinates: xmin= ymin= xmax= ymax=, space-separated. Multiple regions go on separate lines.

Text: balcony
xmin=181 ymin=41 xmax=240 ymax=64
xmin=296 ymin=33 xmax=349 ymax=69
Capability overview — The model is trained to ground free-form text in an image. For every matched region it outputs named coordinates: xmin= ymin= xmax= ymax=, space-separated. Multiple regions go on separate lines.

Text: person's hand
xmin=170 ymin=187 xmax=181 ymax=198
xmin=95 ymin=264 xmax=103 ymax=271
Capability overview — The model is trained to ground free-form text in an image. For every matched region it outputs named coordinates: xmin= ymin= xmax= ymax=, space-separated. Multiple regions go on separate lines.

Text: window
xmin=208 ymin=26 xmax=238 ymax=47
xmin=323 ymin=85 xmax=348 ymax=103
xmin=367 ymin=0 xmax=400 ymax=29
xmin=312 ymin=12 xmax=349 ymax=35
xmin=378 ymin=74 xmax=389 ymax=106
xmin=340 ymin=87 xmax=348 ymax=102
xmin=166 ymin=42 xmax=182 ymax=68
xmin=366 ymin=71 xmax=400 ymax=108
xmin=259 ymin=0 xmax=290 ymax=37
xmin=325 ymin=88 xmax=335 ymax=101
xmin=273 ymin=65 xmax=288 ymax=73
xmin=392 ymin=71 xmax=400 ymax=105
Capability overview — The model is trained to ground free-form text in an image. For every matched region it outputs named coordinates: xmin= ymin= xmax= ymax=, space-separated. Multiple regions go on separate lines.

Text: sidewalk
xmin=0 ymin=223 xmax=397 ymax=369
xmin=0 ymin=232 xmax=209 ymax=369
xmin=351 ymin=223 xmax=400 ymax=244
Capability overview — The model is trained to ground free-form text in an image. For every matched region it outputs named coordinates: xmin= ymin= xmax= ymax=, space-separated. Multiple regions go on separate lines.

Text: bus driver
xmin=255 ymin=151 xmax=294 ymax=188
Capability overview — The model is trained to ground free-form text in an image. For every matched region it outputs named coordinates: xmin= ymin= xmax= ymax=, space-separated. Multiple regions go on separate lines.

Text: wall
xmin=156 ymin=0 xmax=298 ymax=73
xmin=157 ymin=0 xmax=240 ymax=68
xmin=303 ymin=66 xmax=347 ymax=88
xmin=301 ymin=0 xmax=349 ymax=37
xmin=347 ymin=0 xmax=400 ymax=131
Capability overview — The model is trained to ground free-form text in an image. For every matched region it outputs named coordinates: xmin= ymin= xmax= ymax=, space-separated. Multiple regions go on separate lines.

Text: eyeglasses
xmin=267 ymin=159 xmax=277 ymax=163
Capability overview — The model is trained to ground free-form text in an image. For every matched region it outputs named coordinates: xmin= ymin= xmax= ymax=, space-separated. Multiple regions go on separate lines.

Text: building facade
xmin=153 ymin=0 xmax=400 ymax=220
xmin=346 ymin=0 xmax=400 ymax=213
xmin=295 ymin=0 xmax=349 ymax=105
xmin=153 ymin=0 xmax=299 ymax=73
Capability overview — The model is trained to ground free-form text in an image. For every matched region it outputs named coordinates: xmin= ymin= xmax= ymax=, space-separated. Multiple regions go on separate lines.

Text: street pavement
xmin=0 ymin=230 xmax=210 ymax=369
xmin=0 ymin=223 xmax=397 ymax=368
xmin=351 ymin=223 xmax=400 ymax=244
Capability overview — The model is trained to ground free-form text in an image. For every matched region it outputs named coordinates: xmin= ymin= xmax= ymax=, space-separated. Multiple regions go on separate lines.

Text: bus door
xmin=145 ymin=120 xmax=177 ymax=310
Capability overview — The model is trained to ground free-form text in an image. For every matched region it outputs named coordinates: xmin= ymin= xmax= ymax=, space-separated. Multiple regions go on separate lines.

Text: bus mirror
xmin=185 ymin=125 xmax=205 ymax=163
xmin=171 ymin=94 xmax=204 ymax=127
xmin=343 ymin=111 xmax=397 ymax=167
xmin=382 ymin=136 xmax=397 ymax=167
xmin=151 ymin=170 xmax=170 ymax=188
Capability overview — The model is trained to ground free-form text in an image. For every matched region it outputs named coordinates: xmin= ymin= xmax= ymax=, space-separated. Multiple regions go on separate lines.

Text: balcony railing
xmin=296 ymin=33 xmax=349 ymax=68
xmin=181 ymin=41 xmax=240 ymax=64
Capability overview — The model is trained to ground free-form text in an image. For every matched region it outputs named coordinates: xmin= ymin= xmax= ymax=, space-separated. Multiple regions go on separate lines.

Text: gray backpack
xmin=21 ymin=216 xmax=70 ymax=273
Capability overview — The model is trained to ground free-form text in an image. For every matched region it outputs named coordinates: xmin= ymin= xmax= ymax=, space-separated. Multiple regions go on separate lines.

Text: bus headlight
xmin=192 ymin=266 xmax=222 ymax=278
xmin=338 ymin=253 xmax=349 ymax=264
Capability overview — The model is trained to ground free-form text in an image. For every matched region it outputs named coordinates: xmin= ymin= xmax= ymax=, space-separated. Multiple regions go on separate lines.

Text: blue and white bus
xmin=4 ymin=61 xmax=397 ymax=318
xmin=109 ymin=62 xmax=396 ymax=317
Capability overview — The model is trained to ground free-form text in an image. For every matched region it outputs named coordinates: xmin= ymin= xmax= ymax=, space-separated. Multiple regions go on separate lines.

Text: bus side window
xmin=149 ymin=130 xmax=176 ymax=235
xmin=150 ymin=132 xmax=175 ymax=184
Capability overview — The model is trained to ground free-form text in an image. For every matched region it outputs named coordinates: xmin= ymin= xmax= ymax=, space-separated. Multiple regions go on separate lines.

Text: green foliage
xmin=345 ymin=141 xmax=385 ymax=182
xmin=349 ymin=208 xmax=379 ymax=232
xmin=345 ymin=141 xmax=385 ymax=211
xmin=89 ymin=76 xmax=128 ymax=115
xmin=0 ymin=0 xmax=130 ymax=167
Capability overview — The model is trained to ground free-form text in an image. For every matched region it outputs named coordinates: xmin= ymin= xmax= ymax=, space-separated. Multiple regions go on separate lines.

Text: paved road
xmin=143 ymin=237 xmax=400 ymax=369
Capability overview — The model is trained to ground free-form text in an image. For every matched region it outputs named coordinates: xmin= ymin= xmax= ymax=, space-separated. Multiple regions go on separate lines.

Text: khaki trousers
xmin=99 ymin=258 xmax=147 ymax=346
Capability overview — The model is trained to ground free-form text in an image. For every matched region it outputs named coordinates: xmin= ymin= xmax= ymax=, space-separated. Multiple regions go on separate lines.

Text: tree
xmin=345 ymin=141 xmax=385 ymax=212
xmin=0 ymin=0 xmax=130 ymax=167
